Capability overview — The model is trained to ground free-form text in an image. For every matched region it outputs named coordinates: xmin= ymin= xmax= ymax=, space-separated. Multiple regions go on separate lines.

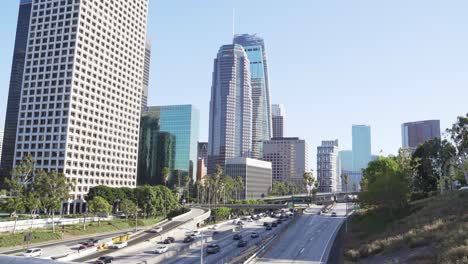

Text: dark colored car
xmin=233 ymin=234 xmax=242 ymax=240
xmin=251 ymin=232 xmax=259 ymax=238
xmin=183 ymin=236 xmax=195 ymax=243
xmin=331 ymin=212 xmax=337 ymax=217
xmin=79 ymin=242 xmax=95 ymax=250
xmin=266 ymin=225 xmax=272 ymax=231
xmin=95 ymin=256 xmax=114 ymax=264
xmin=263 ymin=222 xmax=269 ymax=226
xmin=236 ymin=221 xmax=244 ymax=226
xmin=237 ymin=239 xmax=248 ymax=247
xmin=206 ymin=244 xmax=221 ymax=254
xmin=163 ymin=237 xmax=175 ymax=244
xmin=277 ymin=219 xmax=282 ymax=224
xmin=272 ymin=222 xmax=277 ymax=227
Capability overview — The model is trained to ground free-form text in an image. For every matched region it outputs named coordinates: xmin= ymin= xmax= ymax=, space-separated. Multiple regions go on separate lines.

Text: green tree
xmin=88 ymin=196 xmax=112 ymax=226
xmin=34 ymin=170 xmax=73 ymax=232
xmin=303 ymin=172 xmax=316 ymax=204
xmin=359 ymin=157 xmax=410 ymax=217
xmin=411 ymin=138 xmax=456 ymax=193
xmin=235 ymin=176 xmax=244 ymax=200
xmin=447 ymin=113 xmax=468 ymax=184
xmin=211 ymin=207 xmax=231 ymax=221
xmin=119 ymin=199 xmax=137 ymax=219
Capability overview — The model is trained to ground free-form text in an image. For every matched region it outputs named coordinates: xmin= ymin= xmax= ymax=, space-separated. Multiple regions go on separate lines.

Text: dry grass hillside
xmin=342 ymin=191 xmax=468 ymax=264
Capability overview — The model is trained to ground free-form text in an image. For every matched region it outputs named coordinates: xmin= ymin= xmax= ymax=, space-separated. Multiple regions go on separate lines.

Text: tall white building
xmin=263 ymin=137 xmax=309 ymax=186
xmin=13 ymin=0 xmax=149 ymax=212
xmin=317 ymin=140 xmax=341 ymax=193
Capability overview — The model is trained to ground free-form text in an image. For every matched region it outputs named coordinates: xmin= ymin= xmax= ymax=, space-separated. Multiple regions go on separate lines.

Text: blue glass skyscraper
xmin=352 ymin=125 xmax=372 ymax=171
xmin=146 ymin=105 xmax=200 ymax=182
xmin=233 ymin=34 xmax=272 ymax=159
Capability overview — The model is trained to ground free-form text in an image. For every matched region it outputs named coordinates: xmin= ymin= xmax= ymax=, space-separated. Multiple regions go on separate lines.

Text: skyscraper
xmin=352 ymin=125 xmax=372 ymax=171
xmin=339 ymin=150 xmax=353 ymax=171
xmin=137 ymin=113 xmax=176 ymax=186
xmin=233 ymin=34 xmax=272 ymax=159
xmin=142 ymin=40 xmax=151 ymax=112
xmin=402 ymin=120 xmax=441 ymax=150
xmin=197 ymin=142 xmax=208 ymax=164
xmin=263 ymin=137 xmax=309 ymax=186
xmin=208 ymin=44 xmax=252 ymax=173
xmin=11 ymin=0 xmax=149 ymax=211
xmin=271 ymin=104 xmax=285 ymax=138
xmin=1 ymin=0 xmax=32 ymax=175
xmin=317 ymin=140 xmax=341 ymax=193
xmin=147 ymin=105 xmax=200 ymax=181
xmin=0 ymin=130 xmax=3 ymax=164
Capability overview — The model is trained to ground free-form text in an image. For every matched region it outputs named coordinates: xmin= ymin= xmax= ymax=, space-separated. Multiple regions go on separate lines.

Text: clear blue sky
xmin=1 ymin=1 xmax=467 ymax=168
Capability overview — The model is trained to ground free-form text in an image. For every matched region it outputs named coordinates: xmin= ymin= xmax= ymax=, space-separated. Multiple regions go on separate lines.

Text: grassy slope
xmin=342 ymin=191 xmax=468 ymax=264
xmin=0 ymin=217 xmax=163 ymax=248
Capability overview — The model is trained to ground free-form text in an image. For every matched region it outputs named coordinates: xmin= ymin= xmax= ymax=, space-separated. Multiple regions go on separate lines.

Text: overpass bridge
xmin=262 ymin=191 xmax=359 ymax=204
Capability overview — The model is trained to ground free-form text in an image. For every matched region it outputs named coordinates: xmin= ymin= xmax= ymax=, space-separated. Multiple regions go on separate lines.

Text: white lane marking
xmin=299 ymin=247 xmax=305 ymax=254
xmin=319 ymin=219 xmax=344 ymax=263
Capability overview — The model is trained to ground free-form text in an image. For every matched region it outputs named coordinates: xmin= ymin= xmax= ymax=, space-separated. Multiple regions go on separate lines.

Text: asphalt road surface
xmin=255 ymin=203 xmax=349 ymax=264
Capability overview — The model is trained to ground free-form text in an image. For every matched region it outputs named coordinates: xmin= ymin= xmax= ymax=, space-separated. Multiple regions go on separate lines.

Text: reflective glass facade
xmin=233 ymin=34 xmax=272 ymax=159
xmin=147 ymin=105 xmax=199 ymax=181
xmin=352 ymin=125 xmax=372 ymax=171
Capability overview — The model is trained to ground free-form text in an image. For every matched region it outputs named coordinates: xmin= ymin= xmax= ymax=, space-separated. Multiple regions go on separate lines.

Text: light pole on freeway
xmin=179 ymin=227 xmax=206 ymax=264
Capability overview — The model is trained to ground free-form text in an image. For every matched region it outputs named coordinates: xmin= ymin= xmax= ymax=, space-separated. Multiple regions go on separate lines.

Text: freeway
xmin=254 ymin=203 xmax=349 ymax=264
xmin=164 ymin=214 xmax=294 ymax=264
xmin=76 ymin=207 xmax=206 ymax=263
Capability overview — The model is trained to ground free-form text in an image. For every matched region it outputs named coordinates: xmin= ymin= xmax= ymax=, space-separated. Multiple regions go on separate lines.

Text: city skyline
xmin=1 ymin=1 xmax=467 ymax=169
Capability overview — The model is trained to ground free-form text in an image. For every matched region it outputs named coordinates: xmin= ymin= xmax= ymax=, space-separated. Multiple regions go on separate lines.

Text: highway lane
xmin=255 ymin=203 xmax=349 ymax=264
xmin=165 ymin=215 xmax=294 ymax=264
xmin=75 ymin=207 xmax=206 ymax=263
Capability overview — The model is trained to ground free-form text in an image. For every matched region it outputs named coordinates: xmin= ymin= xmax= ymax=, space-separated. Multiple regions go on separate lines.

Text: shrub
xmin=344 ymin=249 xmax=360 ymax=261
xmin=443 ymin=245 xmax=468 ymax=262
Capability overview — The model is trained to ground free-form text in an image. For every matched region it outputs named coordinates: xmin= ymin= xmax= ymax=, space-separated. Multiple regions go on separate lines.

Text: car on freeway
xmin=183 ymin=236 xmax=195 ymax=243
xmin=79 ymin=242 xmax=95 ymax=250
xmin=266 ymin=225 xmax=272 ymax=231
xmin=271 ymin=222 xmax=277 ymax=227
xmin=236 ymin=221 xmax=244 ymax=226
xmin=317 ymin=211 xmax=322 ymax=215
xmin=22 ymin=248 xmax=42 ymax=257
xmin=459 ymin=186 xmax=468 ymax=191
xmin=331 ymin=212 xmax=337 ymax=217
xmin=95 ymin=256 xmax=114 ymax=264
xmin=150 ymin=226 xmax=163 ymax=233
xmin=206 ymin=244 xmax=221 ymax=254
xmin=241 ymin=217 xmax=248 ymax=221
xmin=263 ymin=222 xmax=270 ymax=226
xmin=233 ymin=234 xmax=242 ymax=240
xmin=237 ymin=239 xmax=248 ymax=247
xmin=277 ymin=219 xmax=282 ymax=224
xmin=154 ymin=245 xmax=168 ymax=254
xmin=251 ymin=232 xmax=259 ymax=238
xmin=246 ymin=218 xmax=253 ymax=222
xmin=109 ymin=241 xmax=128 ymax=249
xmin=163 ymin=237 xmax=175 ymax=244
xmin=208 ymin=224 xmax=218 ymax=230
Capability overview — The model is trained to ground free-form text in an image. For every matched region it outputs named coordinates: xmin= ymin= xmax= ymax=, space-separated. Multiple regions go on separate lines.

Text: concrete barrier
xmin=0 ymin=216 xmax=115 ymax=233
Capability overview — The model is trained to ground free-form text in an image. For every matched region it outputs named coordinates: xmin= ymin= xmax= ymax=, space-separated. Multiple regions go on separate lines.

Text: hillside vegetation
xmin=343 ymin=191 xmax=468 ymax=264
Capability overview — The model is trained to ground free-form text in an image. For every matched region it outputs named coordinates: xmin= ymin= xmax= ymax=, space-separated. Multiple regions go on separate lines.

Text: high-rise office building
xmin=1 ymin=0 xmax=32 ymax=175
xmin=11 ymin=0 xmax=149 ymax=211
xmin=225 ymin=157 xmax=272 ymax=199
xmin=233 ymin=34 xmax=272 ymax=159
xmin=146 ymin=105 xmax=200 ymax=181
xmin=0 ymin=130 xmax=3 ymax=163
xmin=137 ymin=113 xmax=176 ymax=186
xmin=271 ymin=104 xmax=285 ymax=138
xmin=263 ymin=137 xmax=309 ymax=186
xmin=352 ymin=125 xmax=372 ymax=171
xmin=142 ymin=40 xmax=151 ymax=112
xmin=402 ymin=120 xmax=441 ymax=150
xmin=339 ymin=150 xmax=353 ymax=171
xmin=197 ymin=142 xmax=208 ymax=163
xmin=208 ymin=44 xmax=252 ymax=173
xmin=317 ymin=140 xmax=341 ymax=193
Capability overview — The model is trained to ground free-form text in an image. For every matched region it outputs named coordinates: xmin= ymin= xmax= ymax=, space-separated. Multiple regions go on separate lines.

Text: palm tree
xmin=235 ymin=176 xmax=244 ymax=200
xmin=303 ymin=172 xmax=314 ymax=205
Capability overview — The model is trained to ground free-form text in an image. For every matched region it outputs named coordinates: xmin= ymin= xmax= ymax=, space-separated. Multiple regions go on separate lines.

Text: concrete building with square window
xmin=317 ymin=140 xmax=341 ymax=193
xmin=9 ymin=0 xmax=149 ymax=212
xmin=225 ymin=157 xmax=272 ymax=199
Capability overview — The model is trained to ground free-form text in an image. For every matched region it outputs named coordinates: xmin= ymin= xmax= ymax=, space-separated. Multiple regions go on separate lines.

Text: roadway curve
xmin=255 ymin=203 xmax=348 ymax=264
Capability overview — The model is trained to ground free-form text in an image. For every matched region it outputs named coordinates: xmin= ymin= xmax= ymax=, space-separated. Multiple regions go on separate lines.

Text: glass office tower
xmin=352 ymin=125 xmax=372 ymax=171
xmin=138 ymin=114 xmax=176 ymax=186
xmin=208 ymin=44 xmax=252 ymax=174
xmin=233 ymin=34 xmax=272 ymax=159
xmin=1 ymin=0 xmax=32 ymax=175
xmin=147 ymin=105 xmax=200 ymax=182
